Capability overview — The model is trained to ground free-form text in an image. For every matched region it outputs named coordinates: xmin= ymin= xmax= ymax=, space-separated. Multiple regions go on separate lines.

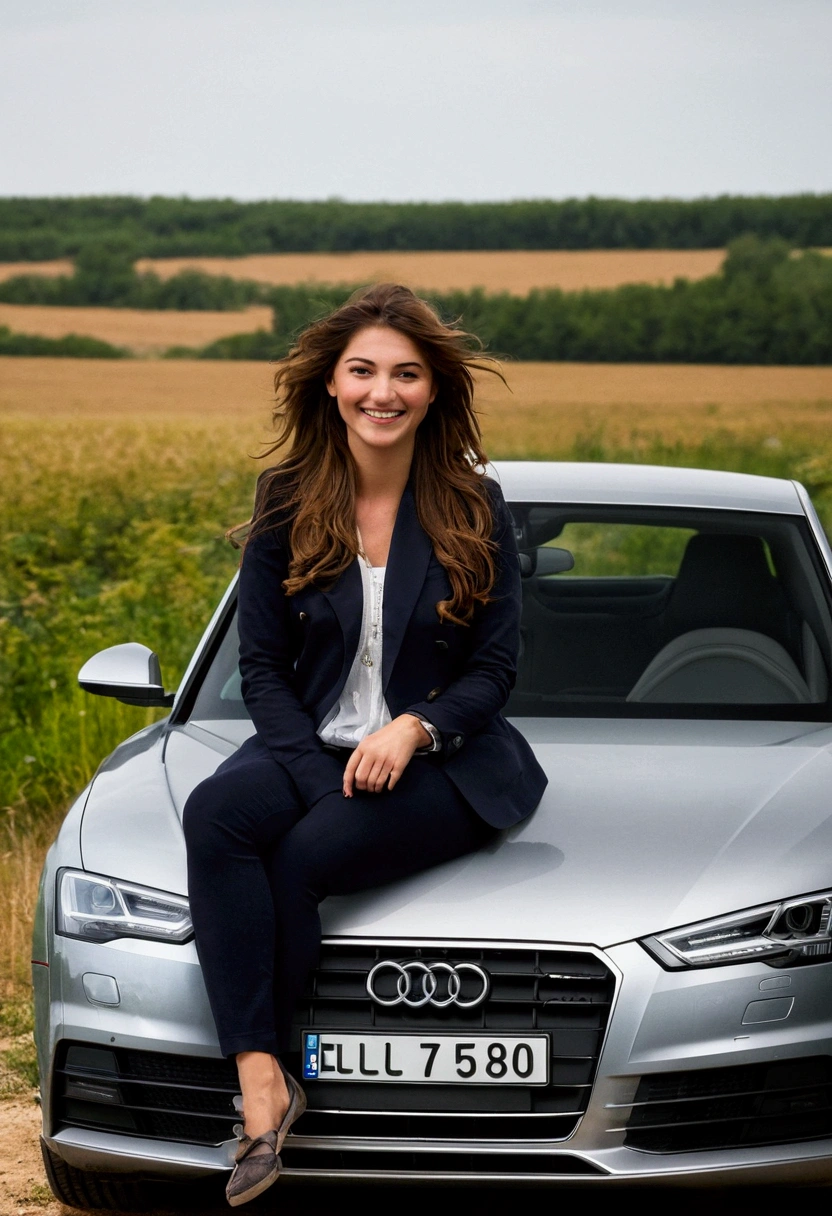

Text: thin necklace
xmin=357 ymin=530 xmax=383 ymax=667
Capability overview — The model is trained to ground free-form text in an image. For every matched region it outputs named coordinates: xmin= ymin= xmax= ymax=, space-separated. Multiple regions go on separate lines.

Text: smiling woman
xmin=180 ymin=283 xmax=548 ymax=1206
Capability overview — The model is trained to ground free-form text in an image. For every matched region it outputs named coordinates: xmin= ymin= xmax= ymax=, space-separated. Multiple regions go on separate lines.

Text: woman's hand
xmin=343 ymin=714 xmax=431 ymax=796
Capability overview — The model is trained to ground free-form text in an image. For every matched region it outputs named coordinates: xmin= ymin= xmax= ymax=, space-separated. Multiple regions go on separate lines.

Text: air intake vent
xmin=55 ymin=1043 xmax=239 ymax=1146
xmin=624 ymin=1056 xmax=832 ymax=1152
xmin=280 ymin=1147 xmax=606 ymax=1176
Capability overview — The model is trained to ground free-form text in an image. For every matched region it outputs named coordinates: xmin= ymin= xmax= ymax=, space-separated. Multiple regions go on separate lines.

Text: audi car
xmin=33 ymin=461 xmax=832 ymax=1204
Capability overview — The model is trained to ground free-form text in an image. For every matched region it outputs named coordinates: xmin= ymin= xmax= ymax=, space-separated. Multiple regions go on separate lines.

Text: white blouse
xmin=317 ymin=556 xmax=392 ymax=748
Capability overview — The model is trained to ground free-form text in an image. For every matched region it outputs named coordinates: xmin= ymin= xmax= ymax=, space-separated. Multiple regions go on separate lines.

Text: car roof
xmin=489 ymin=461 xmax=804 ymax=515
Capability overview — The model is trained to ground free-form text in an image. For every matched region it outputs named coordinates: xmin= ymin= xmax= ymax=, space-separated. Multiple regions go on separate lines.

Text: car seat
xmin=627 ymin=532 xmax=816 ymax=703
xmin=627 ymin=627 xmax=813 ymax=703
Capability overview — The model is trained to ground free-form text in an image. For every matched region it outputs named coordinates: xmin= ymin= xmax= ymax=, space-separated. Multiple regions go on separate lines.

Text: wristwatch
xmin=410 ymin=714 xmax=443 ymax=753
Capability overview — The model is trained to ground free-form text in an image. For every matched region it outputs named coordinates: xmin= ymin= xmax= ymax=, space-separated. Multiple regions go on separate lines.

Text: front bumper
xmin=36 ymin=928 xmax=832 ymax=1186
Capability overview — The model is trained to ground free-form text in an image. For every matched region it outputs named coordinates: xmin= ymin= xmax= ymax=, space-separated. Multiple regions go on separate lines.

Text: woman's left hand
xmin=343 ymin=714 xmax=431 ymax=796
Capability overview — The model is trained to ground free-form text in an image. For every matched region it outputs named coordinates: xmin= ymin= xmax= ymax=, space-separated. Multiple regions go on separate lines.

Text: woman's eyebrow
xmin=344 ymin=357 xmax=425 ymax=369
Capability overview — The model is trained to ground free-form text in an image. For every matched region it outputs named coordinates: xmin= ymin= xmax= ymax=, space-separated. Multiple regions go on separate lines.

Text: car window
xmin=552 ymin=522 xmax=697 ymax=578
xmin=188 ymin=614 xmax=248 ymax=720
xmin=510 ymin=505 xmax=832 ymax=719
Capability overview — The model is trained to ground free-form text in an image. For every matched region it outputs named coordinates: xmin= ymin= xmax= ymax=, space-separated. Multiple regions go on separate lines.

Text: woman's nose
xmin=369 ymin=376 xmax=396 ymax=403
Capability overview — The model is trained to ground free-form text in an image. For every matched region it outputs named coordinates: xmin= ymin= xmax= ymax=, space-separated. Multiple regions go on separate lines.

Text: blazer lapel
xmin=382 ymin=482 xmax=432 ymax=693
xmin=320 ymin=555 xmax=362 ymax=715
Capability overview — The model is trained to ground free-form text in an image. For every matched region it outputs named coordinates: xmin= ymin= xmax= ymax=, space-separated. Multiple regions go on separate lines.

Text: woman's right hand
xmin=343 ymin=714 xmax=431 ymax=796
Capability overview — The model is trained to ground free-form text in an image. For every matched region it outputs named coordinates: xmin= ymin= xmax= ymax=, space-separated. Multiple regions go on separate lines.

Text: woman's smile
xmin=361 ymin=407 xmax=405 ymax=420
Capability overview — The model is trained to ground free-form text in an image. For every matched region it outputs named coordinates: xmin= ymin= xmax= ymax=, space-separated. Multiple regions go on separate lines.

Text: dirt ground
xmin=0 ymin=1097 xmax=61 ymax=1216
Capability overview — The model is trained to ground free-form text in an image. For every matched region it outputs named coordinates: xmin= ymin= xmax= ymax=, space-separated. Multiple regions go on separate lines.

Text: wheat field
xmin=0 ymin=302 xmax=273 ymax=353
xmin=140 ymin=249 xmax=732 ymax=293
xmin=3 ymin=356 xmax=832 ymax=449
xmin=1 ymin=249 xmax=729 ymax=294
xmin=0 ymin=260 xmax=73 ymax=282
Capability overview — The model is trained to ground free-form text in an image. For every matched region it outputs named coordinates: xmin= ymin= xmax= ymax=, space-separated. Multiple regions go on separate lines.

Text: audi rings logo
xmin=366 ymin=960 xmax=490 ymax=1009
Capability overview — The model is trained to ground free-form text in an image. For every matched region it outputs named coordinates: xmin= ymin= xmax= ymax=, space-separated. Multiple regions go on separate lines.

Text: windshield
xmin=187 ymin=505 xmax=832 ymax=724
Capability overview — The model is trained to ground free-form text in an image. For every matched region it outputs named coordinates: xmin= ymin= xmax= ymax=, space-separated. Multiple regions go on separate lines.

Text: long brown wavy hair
xmin=238 ymin=282 xmax=505 ymax=625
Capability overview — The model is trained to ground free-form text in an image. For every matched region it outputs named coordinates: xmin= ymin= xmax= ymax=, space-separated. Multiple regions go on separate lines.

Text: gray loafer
xmin=225 ymin=1064 xmax=306 ymax=1207
xmin=225 ymin=1129 xmax=279 ymax=1207
xmin=275 ymin=1060 xmax=307 ymax=1154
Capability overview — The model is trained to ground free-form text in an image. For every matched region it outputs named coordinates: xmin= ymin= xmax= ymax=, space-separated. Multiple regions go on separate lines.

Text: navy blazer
xmin=237 ymin=475 xmax=547 ymax=829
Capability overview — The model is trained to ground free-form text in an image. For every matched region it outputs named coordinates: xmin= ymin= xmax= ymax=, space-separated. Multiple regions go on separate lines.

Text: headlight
xmin=56 ymin=869 xmax=193 ymax=944
xmin=642 ymin=889 xmax=832 ymax=969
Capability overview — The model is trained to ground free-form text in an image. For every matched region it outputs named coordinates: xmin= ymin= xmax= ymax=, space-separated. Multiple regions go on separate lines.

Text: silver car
xmin=34 ymin=461 xmax=832 ymax=1205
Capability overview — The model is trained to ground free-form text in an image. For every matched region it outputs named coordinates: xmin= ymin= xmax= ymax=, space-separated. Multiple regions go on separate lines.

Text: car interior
xmin=507 ymin=505 xmax=832 ymax=716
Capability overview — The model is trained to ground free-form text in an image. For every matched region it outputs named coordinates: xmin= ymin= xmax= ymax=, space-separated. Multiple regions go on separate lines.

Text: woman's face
xmin=326 ymin=325 xmax=436 ymax=461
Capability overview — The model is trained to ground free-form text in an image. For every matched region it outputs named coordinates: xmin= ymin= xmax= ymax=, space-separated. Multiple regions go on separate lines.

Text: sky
xmin=1 ymin=0 xmax=830 ymax=202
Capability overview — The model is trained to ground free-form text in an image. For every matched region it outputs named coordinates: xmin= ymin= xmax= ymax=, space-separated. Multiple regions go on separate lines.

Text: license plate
xmin=302 ymin=1032 xmax=549 ymax=1084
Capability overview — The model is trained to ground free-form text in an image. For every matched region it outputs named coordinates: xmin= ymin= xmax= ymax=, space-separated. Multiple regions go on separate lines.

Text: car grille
xmin=55 ymin=1043 xmax=239 ymax=1146
xmin=624 ymin=1056 xmax=832 ymax=1153
xmin=282 ymin=940 xmax=616 ymax=1153
xmin=53 ymin=941 xmax=616 ymax=1167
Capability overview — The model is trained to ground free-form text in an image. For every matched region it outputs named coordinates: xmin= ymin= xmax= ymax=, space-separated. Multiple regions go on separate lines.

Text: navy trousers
xmin=183 ymin=734 xmax=495 ymax=1057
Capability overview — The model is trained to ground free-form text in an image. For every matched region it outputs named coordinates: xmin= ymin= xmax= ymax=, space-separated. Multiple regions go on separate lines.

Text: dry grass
xmin=0 ymin=302 xmax=273 ymax=354
xmin=5 ymin=249 xmax=831 ymax=296
xmin=474 ymin=362 xmax=832 ymax=452
xmin=3 ymin=356 xmax=832 ymax=450
xmin=0 ymin=835 xmax=48 ymax=998
xmin=132 ymin=249 xmax=731 ymax=293
xmin=0 ymin=357 xmax=277 ymax=428
xmin=0 ymin=260 xmax=72 ymax=283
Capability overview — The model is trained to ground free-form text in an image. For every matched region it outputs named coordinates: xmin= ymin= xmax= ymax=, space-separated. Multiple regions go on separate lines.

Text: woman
xmin=183 ymin=283 xmax=547 ymax=1205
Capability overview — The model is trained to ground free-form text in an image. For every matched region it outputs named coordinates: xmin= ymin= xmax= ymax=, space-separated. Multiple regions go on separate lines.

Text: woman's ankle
xmin=236 ymin=1052 xmax=289 ymax=1136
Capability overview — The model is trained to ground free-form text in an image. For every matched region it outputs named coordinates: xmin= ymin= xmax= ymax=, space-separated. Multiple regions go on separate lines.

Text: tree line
xmin=2 ymin=194 xmax=832 ymax=259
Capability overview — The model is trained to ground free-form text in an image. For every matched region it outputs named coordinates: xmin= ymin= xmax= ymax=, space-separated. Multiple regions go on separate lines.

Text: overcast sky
xmin=1 ymin=0 xmax=830 ymax=202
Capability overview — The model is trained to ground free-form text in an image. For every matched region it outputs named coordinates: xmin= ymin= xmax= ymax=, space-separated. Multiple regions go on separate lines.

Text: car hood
xmin=81 ymin=716 xmax=832 ymax=947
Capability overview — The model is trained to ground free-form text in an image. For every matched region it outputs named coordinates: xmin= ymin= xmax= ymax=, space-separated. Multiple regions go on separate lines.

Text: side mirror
xmin=78 ymin=643 xmax=175 ymax=707
xmin=519 ymin=547 xmax=575 ymax=578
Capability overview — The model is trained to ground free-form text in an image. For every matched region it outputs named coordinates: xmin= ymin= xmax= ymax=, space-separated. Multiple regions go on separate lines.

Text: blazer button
xmin=451 ymin=735 xmax=464 ymax=749
xmin=426 ymin=687 xmax=442 ymax=702
xmin=435 ymin=639 xmax=449 ymax=650
xmin=299 ymin=611 xmax=308 ymax=622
